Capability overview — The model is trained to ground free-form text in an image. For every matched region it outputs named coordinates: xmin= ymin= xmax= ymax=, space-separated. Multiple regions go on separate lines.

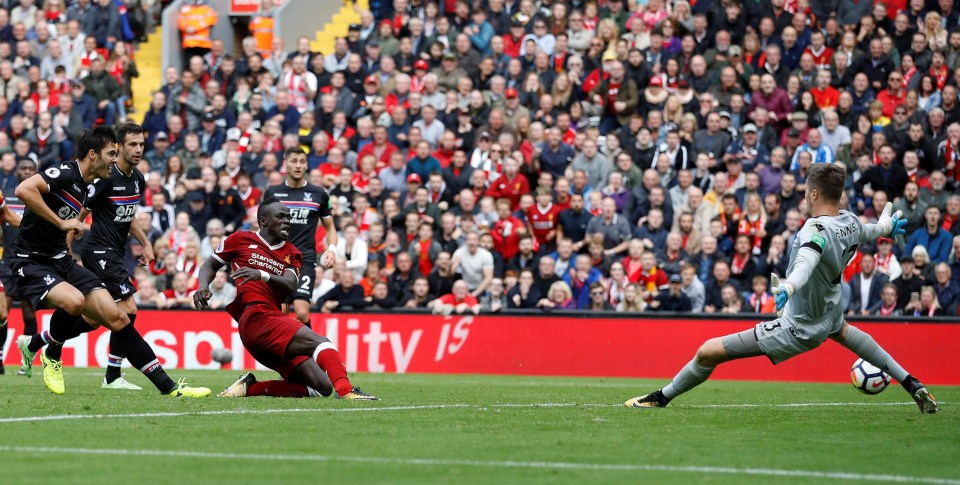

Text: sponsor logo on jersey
xmin=113 ymin=186 xmax=126 ymax=191
xmin=248 ymin=244 xmax=258 ymax=249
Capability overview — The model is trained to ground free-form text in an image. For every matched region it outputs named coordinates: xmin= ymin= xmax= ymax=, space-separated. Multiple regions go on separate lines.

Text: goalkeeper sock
xmin=104 ymin=314 xmax=136 ymax=384
xmin=247 ymin=380 xmax=311 ymax=397
xmin=662 ymin=358 xmax=715 ymax=400
xmin=313 ymin=342 xmax=352 ymax=397
xmin=840 ymin=325 xmax=909 ymax=382
xmin=112 ymin=324 xmax=177 ymax=394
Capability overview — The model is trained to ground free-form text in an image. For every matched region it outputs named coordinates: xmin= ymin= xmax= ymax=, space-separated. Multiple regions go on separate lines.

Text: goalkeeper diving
xmin=625 ymin=163 xmax=939 ymax=414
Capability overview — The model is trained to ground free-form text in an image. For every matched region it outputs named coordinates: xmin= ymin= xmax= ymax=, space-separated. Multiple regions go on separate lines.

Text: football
xmin=211 ymin=348 xmax=233 ymax=365
xmin=850 ymin=358 xmax=892 ymax=395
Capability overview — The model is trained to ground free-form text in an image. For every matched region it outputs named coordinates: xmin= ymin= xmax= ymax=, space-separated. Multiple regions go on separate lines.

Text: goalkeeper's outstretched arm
xmin=861 ymin=202 xmax=905 ymax=243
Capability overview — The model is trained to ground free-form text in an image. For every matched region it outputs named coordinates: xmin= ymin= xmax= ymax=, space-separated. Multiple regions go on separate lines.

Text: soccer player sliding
xmin=625 ymin=164 xmax=939 ymax=414
xmin=194 ymin=198 xmax=377 ymax=400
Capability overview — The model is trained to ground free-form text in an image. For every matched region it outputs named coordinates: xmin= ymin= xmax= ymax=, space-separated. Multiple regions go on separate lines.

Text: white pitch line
xmin=0 ymin=401 xmax=926 ymax=424
xmin=0 ymin=445 xmax=956 ymax=484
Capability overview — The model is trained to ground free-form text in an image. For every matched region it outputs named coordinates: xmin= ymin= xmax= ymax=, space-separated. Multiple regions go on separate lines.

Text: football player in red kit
xmin=195 ymin=198 xmax=377 ymax=400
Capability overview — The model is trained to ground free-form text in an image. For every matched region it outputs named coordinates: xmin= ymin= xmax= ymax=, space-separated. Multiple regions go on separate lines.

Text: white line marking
xmin=0 ymin=445 xmax=956 ymax=484
xmin=0 ymin=401 xmax=925 ymax=424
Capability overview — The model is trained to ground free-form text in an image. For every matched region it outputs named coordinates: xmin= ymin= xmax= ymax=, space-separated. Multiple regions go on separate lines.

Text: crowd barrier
xmin=2 ymin=309 xmax=957 ymax=385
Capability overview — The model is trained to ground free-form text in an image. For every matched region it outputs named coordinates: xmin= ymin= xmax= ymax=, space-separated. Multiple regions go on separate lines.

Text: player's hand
xmin=320 ymin=249 xmax=336 ymax=269
xmin=193 ymin=289 xmax=212 ymax=310
xmin=139 ymin=244 xmax=156 ymax=267
xmin=58 ymin=219 xmax=84 ymax=239
xmin=770 ymin=273 xmax=792 ymax=315
xmin=232 ymin=267 xmax=262 ymax=285
xmin=891 ymin=210 xmax=907 ymax=236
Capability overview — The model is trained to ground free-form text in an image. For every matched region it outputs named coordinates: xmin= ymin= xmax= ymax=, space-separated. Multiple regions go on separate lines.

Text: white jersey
xmin=783 ymin=210 xmax=862 ymax=324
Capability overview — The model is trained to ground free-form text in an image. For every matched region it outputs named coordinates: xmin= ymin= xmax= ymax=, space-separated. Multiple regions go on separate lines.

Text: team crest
xmin=284 ymin=255 xmax=291 ymax=264
xmin=134 ymin=180 xmax=140 ymax=193
xmin=304 ymin=192 xmax=312 ymax=201
xmin=43 ymin=274 xmax=55 ymax=286
xmin=58 ymin=206 xmax=71 ymax=218
xmin=99 ymin=260 xmax=106 ymax=269
xmin=119 ymin=283 xmax=129 ymax=294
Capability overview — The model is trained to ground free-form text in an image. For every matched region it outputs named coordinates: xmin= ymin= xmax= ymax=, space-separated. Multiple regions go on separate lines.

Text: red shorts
xmin=237 ymin=304 xmax=309 ymax=379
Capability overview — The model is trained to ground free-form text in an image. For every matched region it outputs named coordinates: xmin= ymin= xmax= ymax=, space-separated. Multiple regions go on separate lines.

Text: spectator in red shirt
xmin=357 ymin=125 xmax=398 ymax=169
xmin=526 ymin=187 xmax=560 ymax=249
xmin=484 ymin=157 xmax=530 ymax=210
xmin=430 ymin=279 xmax=480 ymax=315
xmin=810 ymin=70 xmax=839 ymax=109
xmin=491 ymin=198 xmax=525 ymax=261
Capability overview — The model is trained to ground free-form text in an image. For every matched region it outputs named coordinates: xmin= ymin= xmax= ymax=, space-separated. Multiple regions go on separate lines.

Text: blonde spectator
xmin=537 ymin=281 xmax=577 ymax=310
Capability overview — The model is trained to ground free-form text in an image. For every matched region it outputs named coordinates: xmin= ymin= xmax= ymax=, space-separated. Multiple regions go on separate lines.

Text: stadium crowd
xmin=1 ymin=0 xmax=959 ymax=318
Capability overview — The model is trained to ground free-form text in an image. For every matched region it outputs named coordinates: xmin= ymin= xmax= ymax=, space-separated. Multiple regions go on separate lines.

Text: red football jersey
xmin=526 ymin=203 xmax=560 ymax=245
xmin=213 ymin=230 xmax=303 ymax=321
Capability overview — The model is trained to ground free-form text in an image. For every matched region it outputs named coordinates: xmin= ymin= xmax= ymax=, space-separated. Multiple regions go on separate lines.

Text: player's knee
xmin=62 ymin=295 xmax=85 ymax=315
xmin=695 ymin=338 xmax=725 ymax=367
xmin=312 ymin=379 xmax=333 ymax=397
xmin=295 ymin=307 xmax=310 ymax=324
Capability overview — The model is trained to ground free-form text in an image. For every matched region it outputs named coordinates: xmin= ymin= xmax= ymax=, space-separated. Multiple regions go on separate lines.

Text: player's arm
xmin=65 ymin=208 xmax=91 ymax=254
xmin=16 ymin=173 xmax=83 ymax=237
xmin=194 ymin=255 xmax=226 ymax=310
xmin=320 ymin=215 xmax=338 ymax=269
xmin=232 ymin=266 xmax=299 ymax=294
xmin=860 ymin=202 xmax=908 ymax=242
xmin=1 ymin=202 xmax=21 ymax=228
xmin=771 ymin=226 xmax=825 ymax=312
xmin=128 ymin=213 xmax=155 ymax=265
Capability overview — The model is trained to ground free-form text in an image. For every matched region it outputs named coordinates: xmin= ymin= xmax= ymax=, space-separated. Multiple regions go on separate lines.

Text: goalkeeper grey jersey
xmin=784 ymin=210 xmax=863 ymax=324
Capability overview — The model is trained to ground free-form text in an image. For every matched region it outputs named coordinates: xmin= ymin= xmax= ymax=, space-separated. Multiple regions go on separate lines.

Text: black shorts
xmin=80 ymin=249 xmax=136 ymax=302
xmin=292 ymin=260 xmax=316 ymax=302
xmin=0 ymin=258 xmax=21 ymax=299
xmin=11 ymin=256 xmax=106 ymax=309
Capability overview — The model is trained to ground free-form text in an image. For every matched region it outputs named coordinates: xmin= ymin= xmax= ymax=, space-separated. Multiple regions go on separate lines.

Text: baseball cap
xmin=414 ymin=59 xmax=429 ymax=71
xmin=154 ymin=131 xmax=169 ymax=140
xmin=442 ymin=51 xmax=457 ymax=61
xmin=511 ymin=20 xmax=524 ymax=28
xmin=407 ymin=173 xmax=422 ymax=184
xmin=201 ymin=111 xmax=216 ymax=122
xmin=458 ymin=107 xmax=471 ymax=116
xmin=718 ymin=110 xmax=732 ymax=119
xmin=348 ymin=23 xmax=361 ymax=31
xmin=899 ymin=254 xmax=914 ymax=263
xmin=601 ymin=51 xmax=617 ymax=62
xmin=742 ymin=123 xmax=758 ymax=133
xmin=788 ymin=128 xmax=801 ymax=137
xmin=669 ymin=274 xmax=682 ymax=283
xmin=187 ymin=191 xmax=205 ymax=203
xmin=677 ymin=79 xmax=690 ymax=89
xmin=505 ymin=88 xmax=519 ymax=99
xmin=877 ymin=237 xmax=892 ymax=244
xmin=226 ymin=127 xmax=242 ymax=141
xmin=70 ymin=79 xmax=84 ymax=88
xmin=649 ymin=76 xmax=663 ymax=87
xmin=791 ymin=111 xmax=809 ymax=122
xmin=479 ymin=131 xmax=491 ymax=140
xmin=366 ymin=39 xmax=379 ymax=48
xmin=728 ymin=45 xmax=742 ymax=56
xmin=364 ymin=74 xmax=379 ymax=85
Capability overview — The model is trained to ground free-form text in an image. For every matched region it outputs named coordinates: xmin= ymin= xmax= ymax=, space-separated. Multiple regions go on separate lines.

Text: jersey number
xmin=300 ymin=276 xmax=311 ymax=292
xmin=832 ymin=244 xmax=859 ymax=285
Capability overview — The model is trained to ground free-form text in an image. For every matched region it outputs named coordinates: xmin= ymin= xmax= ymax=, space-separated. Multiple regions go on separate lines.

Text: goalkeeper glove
xmin=770 ymin=273 xmax=795 ymax=315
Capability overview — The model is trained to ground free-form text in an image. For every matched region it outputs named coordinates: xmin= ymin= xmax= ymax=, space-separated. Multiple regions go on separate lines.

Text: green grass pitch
xmin=1 ymin=370 xmax=957 ymax=484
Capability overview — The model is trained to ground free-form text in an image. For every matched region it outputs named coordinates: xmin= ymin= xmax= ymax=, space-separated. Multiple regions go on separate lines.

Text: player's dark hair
xmin=76 ymin=126 xmax=118 ymax=160
xmin=257 ymin=196 xmax=283 ymax=221
xmin=807 ymin=163 xmax=846 ymax=203
xmin=116 ymin=123 xmax=144 ymax=143
xmin=284 ymin=146 xmax=306 ymax=159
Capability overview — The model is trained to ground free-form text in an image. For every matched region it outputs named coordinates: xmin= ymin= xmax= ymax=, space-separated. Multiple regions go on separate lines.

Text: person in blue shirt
xmin=406 ymin=141 xmax=442 ymax=182
xmin=904 ymin=206 xmax=953 ymax=264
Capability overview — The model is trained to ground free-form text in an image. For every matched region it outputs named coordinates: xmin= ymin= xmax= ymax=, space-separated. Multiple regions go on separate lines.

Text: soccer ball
xmin=211 ymin=348 xmax=233 ymax=365
xmin=850 ymin=359 xmax=892 ymax=395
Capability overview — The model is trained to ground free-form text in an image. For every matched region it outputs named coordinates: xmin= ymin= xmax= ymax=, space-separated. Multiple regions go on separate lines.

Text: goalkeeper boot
xmin=218 ymin=372 xmax=257 ymax=398
xmin=338 ymin=386 xmax=379 ymax=401
xmin=164 ymin=378 xmax=212 ymax=398
xmin=903 ymin=377 xmax=940 ymax=414
xmin=17 ymin=335 xmax=34 ymax=378
xmin=40 ymin=349 xmax=65 ymax=395
xmin=102 ymin=376 xmax=143 ymax=390
xmin=625 ymin=390 xmax=670 ymax=408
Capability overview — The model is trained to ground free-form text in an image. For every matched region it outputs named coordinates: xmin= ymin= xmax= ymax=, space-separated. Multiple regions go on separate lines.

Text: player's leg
xmin=626 ymin=327 xmax=765 ymax=408
xmin=0 ymin=289 xmax=7 ymax=374
xmin=830 ymin=321 xmax=939 ymax=414
xmin=83 ymin=288 xmax=207 ymax=396
xmin=230 ymin=359 xmax=333 ymax=398
xmin=291 ymin=262 xmax=316 ymax=328
xmin=285 ymin=326 xmax=377 ymax=400
xmin=101 ymin=297 xmax=142 ymax=390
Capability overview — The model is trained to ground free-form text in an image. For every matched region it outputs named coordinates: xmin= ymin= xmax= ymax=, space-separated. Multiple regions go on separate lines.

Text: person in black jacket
xmin=854 ymin=144 xmax=909 ymax=200
xmin=648 ymin=274 xmax=693 ymax=312
xmin=212 ymin=174 xmax=247 ymax=233
xmin=507 ymin=269 xmax=542 ymax=309
xmin=319 ymin=270 xmax=367 ymax=313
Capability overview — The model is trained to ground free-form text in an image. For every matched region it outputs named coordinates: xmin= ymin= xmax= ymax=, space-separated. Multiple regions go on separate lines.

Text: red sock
xmin=247 ymin=380 xmax=311 ymax=398
xmin=314 ymin=344 xmax=352 ymax=397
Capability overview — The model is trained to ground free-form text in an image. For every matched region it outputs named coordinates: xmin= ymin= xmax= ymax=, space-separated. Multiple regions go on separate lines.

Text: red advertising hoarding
xmin=2 ymin=310 xmax=956 ymax=385
xmin=229 ymin=0 xmax=260 ymax=15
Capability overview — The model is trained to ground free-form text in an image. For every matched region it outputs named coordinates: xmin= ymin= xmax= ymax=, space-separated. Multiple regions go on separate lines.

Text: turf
xmin=0 ymin=369 xmax=957 ymax=484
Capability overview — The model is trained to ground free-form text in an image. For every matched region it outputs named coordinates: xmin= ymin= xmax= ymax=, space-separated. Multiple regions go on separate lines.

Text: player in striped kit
xmin=626 ymin=164 xmax=939 ymax=414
